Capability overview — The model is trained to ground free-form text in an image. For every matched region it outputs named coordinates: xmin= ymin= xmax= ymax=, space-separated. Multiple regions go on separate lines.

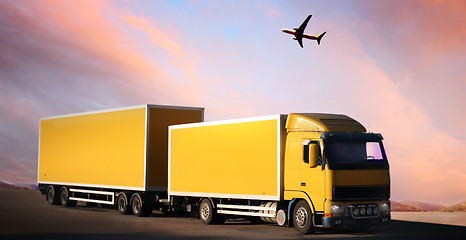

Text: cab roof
xmin=285 ymin=113 xmax=366 ymax=133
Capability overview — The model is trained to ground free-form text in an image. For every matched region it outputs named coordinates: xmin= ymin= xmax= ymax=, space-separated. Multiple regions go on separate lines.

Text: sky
xmin=0 ymin=0 xmax=465 ymax=205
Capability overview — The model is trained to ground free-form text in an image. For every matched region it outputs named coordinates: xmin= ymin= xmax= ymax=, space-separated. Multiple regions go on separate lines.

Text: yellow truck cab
xmin=283 ymin=113 xmax=390 ymax=233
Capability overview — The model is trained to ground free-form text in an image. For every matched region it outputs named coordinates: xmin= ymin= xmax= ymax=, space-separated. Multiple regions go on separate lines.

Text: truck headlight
xmin=360 ymin=207 xmax=366 ymax=215
xmin=367 ymin=207 xmax=373 ymax=215
xmin=380 ymin=202 xmax=390 ymax=212
xmin=353 ymin=208 xmax=359 ymax=216
xmin=330 ymin=204 xmax=344 ymax=213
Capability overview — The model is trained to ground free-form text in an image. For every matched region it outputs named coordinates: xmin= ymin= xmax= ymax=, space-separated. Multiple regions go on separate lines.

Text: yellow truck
xmin=38 ymin=104 xmax=204 ymax=216
xmin=39 ymin=107 xmax=390 ymax=233
xmin=169 ymin=113 xmax=390 ymax=233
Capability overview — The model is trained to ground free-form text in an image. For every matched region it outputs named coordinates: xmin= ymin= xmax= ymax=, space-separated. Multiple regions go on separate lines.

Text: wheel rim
xmin=201 ymin=202 xmax=210 ymax=220
xmin=132 ymin=197 xmax=141 ymax=214
xmin=61 ymin=190 xmax=67 ymax=204
xmin=48 ymin=188 xmax=54 ymax=203
xmin=295 ymin=206 xmax=308 ymax=228
xmin=118 ymin=197 xmax=126 ymax=212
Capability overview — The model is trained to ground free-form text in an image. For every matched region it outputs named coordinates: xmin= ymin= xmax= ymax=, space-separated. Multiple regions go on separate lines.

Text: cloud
xmin=123 ymin=15 xmax=186 ymax=58
xmin=356 ymin=0 xmax=466 ymax=141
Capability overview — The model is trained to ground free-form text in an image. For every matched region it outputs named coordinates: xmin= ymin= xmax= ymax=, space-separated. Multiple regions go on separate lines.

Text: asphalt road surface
xmin=1 ymin=188 xmax=465 ymax=240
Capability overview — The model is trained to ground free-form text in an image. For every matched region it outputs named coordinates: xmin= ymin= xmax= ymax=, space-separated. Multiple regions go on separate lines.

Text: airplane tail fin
xmin=317 ymin=31 xmax=326 ymax=45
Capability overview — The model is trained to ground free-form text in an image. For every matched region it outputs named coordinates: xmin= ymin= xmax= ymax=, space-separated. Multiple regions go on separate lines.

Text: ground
xmin=0 ymin=188 xmax=465 ymax=239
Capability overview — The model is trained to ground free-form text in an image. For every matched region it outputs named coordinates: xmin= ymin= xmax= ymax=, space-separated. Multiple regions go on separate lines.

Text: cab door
xmin=299 ymin=138 xmax=326 ymax=212
xmin=284 ymin=132 xmax=303 ymax=191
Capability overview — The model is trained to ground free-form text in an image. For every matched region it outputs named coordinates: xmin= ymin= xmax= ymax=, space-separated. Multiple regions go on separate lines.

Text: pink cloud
xmin=357 ymin=0 xmax=466 ymax=141
xmin=120 ymin=13 xmax=205 ymax=91
xmin=123 ymin=15 xmax=186 ymax=58
xmin=2 ymin=0 xmax=212 ymax=108
xmin=0 ymin=150 xmax=36 ymax=184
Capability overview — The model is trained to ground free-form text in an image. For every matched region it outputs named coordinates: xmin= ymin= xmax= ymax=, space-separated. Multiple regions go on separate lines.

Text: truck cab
xmin=284 ymin=113 xmax=390 ymax=233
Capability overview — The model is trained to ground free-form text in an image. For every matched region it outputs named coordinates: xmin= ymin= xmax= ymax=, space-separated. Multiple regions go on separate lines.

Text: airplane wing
xmin=297 ymin=15 xmax=312 ymax=34
xmin=297 ymin=36 xmax=304 ymax=48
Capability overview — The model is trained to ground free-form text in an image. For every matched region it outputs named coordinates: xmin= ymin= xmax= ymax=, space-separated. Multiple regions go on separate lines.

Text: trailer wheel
xmin=292 ymin=200 xmax=315 ymax=234
xmin=199 ymin=198 xmax=223 ymax=224
xmin=46 ymin=186 xmax=59 ymax=205
xmin=117 ymin=193 xmax=131 ymax=215
xmin=131 ymin=193 xmax=152 ymax=217
xmin=60 ymin=187 xmax=77 ymax=207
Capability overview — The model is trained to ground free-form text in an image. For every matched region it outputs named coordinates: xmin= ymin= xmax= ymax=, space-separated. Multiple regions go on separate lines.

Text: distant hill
xmin=392 ymin=201 xmax=425 ymax=212
xmin=392 ymin=200 xmax=465 ymax=212
xmin=401 ymin=201 xmax=446 ymax=211
xmin=442 ymin=202 xmax=466 ymax=212
xmin=0 ymin=180 xmax=16 ymax=189
xmin=0 ymin=181 xmax=37 ymax=190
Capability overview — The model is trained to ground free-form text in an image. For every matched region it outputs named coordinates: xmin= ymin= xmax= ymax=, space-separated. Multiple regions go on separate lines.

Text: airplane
xmin=282 ymin=15 xmax=326 ymax=48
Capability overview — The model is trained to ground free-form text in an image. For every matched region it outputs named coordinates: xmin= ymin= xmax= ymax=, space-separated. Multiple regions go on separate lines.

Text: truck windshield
xmin=324 ymin=140 xmax=389 ymax=170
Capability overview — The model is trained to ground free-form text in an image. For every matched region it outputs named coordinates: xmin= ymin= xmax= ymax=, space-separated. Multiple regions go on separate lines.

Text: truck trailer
xmin=38 ymin=106 xmax=390 ymax=234
xmin=38 ymin=104 xmax=204 ymax=216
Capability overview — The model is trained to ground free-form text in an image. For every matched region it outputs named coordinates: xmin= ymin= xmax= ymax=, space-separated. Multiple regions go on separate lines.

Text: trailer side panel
xmin=169 ymin=115 xmax=282 ymax=200
xmin=38 ymin=107 xmax=146 ymax=189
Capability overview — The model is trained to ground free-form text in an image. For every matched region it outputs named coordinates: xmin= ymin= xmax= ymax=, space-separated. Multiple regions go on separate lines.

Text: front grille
xmin=333 ymin=185 xmax=390 ymax=201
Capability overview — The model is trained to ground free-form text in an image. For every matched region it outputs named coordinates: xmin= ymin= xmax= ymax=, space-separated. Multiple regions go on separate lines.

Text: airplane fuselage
xmin=282 ymin=29 xmax=319 ymax=40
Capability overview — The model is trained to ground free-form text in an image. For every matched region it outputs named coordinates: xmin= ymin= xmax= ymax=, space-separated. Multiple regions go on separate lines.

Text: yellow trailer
xmin=169 ymin=115 xmax=286 ymax=200
xmin=38 ymin=104 xmax=203 ymax=215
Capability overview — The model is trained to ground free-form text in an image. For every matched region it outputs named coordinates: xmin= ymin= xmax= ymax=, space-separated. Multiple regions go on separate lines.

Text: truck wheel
xmin=199 ymin=198 xmax=224 ymax=224
xmin=117 ymin=193 xmax=131 ymax=215
xmin=60 ymin=187 xmax=77 ymax=207
xmin=131 ymin=193 xmax=153 ymax=217
xmin=292 ymin=200 xmax=315 ymax=234
xmin=46 ymin=186 xmax=59 ymax=205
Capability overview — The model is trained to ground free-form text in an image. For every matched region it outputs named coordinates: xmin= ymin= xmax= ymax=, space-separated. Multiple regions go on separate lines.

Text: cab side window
xmin=303 ymin=141 xmax=321 ymax=164
xmin=303 ymin=144 xmax=310 ymax=163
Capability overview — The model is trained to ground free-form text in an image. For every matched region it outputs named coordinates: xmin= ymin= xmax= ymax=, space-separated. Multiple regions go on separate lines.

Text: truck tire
xmin=131 ymin=193 xmax=153 ymax=217
xmin=117 ymin=193 xmax=131 ymax=215
xmin=59 ymin=187 xmax=77 ymax=207
xmin=46 ymin=186 xmax=59 ymax=205
xmin=292 ymin=200 xmax=315 ymax=234
xmin=199 ymin=198 xmax=224 ymax=224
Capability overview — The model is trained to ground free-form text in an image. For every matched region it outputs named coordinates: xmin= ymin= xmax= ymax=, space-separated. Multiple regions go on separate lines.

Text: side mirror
xmin=309 ymin=142 xmax=320 ymax=168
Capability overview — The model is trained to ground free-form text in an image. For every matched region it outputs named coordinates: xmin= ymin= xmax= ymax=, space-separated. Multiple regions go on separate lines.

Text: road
xmin=1 ymin=188 xmax=465 ymax=240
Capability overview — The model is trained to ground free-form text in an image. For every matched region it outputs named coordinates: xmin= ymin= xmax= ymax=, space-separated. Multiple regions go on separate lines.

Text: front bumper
xmin=323 ymin=214 xmax=390 ymax=228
